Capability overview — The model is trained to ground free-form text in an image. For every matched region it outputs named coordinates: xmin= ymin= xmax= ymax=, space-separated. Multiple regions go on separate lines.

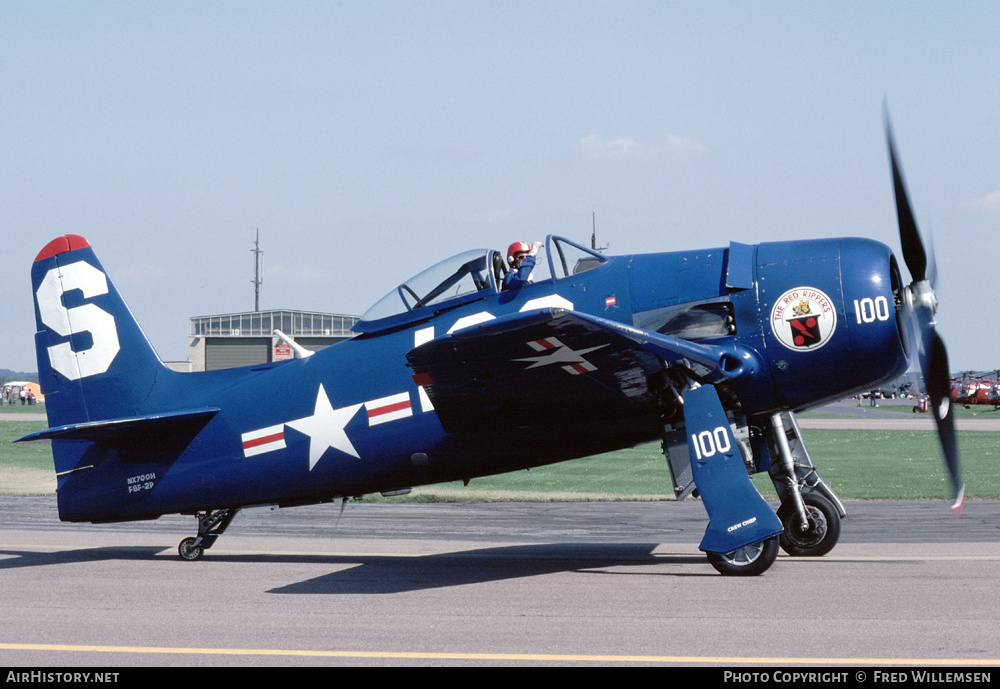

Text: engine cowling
xmin=731 ymin=237 xmax=910 ymax=413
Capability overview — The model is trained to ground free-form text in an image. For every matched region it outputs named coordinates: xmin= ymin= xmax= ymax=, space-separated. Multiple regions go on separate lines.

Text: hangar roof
xmin=190 ymin=309 xmax=359 ymax=339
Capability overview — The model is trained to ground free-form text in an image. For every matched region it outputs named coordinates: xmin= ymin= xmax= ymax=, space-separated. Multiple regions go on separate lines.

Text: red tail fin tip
xmin=35 ymin=235 xmax=91 ymax=262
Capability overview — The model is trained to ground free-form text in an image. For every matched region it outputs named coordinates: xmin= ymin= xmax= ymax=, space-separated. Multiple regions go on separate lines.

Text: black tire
xmin=178 ymin=537 xmax=204 ymax=561
xmin=777 ymin=492 xmax=841 ymax=557
xmin=706 ymin=536 xmax=779 ymax=576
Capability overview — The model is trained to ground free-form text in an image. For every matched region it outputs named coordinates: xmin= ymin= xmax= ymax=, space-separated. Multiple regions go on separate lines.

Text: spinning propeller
xmin=885 ymin=112 xmax=964 ymax=516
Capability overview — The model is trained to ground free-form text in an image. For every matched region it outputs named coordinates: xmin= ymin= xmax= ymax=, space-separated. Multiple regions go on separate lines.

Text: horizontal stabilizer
xmin=16 ymin=407 xmax=219 ymax=444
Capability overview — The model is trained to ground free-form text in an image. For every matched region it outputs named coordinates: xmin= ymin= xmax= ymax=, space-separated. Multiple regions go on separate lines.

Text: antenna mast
xmin=252 ymin=229 xmax=263 ymax=312
xmin=591 ymin=210 xmax=607 ymax=253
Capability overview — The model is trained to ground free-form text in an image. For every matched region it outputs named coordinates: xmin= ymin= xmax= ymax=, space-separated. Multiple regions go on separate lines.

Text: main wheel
xmin=777 ymin=492 xmax=841 ymax=557
xmin=178 ymin=537 xmax=204 ymax=561
xmin=706 ymin=536 xmax=779 ymax=576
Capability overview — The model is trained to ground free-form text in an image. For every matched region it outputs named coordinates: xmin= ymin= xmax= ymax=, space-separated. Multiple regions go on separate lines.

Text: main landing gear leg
xmin=768 ymin=412 xmax=845 ymax=557
xmin=178 ymin=508 xmax=241 ymax=561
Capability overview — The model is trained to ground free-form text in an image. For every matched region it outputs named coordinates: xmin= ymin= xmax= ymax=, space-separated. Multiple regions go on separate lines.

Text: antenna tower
xmin=252 ymin=229 xmax=263 ymax=312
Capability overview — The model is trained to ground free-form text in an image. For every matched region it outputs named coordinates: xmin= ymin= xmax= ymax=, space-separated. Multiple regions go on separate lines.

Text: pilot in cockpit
xmin=502 ymin=240 xmax=542 ymax=290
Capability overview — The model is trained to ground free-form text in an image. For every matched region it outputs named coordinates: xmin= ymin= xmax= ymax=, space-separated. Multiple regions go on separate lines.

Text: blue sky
xmin=2 ymin=2 xmax=998 ymax=374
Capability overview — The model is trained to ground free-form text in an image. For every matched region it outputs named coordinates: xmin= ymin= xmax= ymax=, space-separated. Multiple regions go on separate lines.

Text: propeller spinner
xmin=885 ymin=113 xmax=964 ymax=516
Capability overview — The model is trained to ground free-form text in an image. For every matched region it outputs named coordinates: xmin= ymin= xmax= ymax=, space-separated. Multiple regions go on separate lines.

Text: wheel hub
xmin=721 ymin=541 xmax=765 ymax=566
xmin=787 ymin=506 xmax=827 ymax=548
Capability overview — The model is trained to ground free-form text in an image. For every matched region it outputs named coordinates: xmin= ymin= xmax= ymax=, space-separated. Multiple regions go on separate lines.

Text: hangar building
xmin=187 ymin=309 xmax=359 ymax=371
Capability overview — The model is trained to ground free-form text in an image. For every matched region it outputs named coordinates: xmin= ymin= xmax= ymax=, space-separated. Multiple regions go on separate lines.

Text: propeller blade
xmin=924 ymin=226 xmax=938 ymax=289
xmin=884 ymin=115 xmax=928 ymax=283
xmin=923 ymin=330 xmax=964 ymax=516
xmin=884 ymin=109 xmax=963 ymax=516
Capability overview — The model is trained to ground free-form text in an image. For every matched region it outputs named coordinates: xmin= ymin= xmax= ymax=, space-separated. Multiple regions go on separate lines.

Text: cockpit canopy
xmin=359 ymin=248 xmax=499 ymax=325
xmin=354 ymin=236 xmax=607 ymax=334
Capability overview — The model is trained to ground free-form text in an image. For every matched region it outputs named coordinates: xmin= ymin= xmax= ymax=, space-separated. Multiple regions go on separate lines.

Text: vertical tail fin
xmin=32 ymin=235 xmax=168 ymax=432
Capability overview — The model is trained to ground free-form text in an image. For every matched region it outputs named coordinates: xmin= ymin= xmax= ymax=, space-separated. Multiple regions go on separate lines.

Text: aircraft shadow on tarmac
xmin=0 ymin=546 xmax=168 ymax=570
xmin=0 ymin=542 xmax=720 ymax=590
xmin=266 ymin=543 xmax=717 ymax=594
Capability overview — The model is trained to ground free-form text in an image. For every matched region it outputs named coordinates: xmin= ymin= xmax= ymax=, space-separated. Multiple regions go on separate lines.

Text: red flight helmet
xmin=507 ymin=241 xmax=531 ymax=265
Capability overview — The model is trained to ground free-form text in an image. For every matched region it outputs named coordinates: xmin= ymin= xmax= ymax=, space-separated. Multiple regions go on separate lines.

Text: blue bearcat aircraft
xmin=18 ymin=120 xmax=962 ymax=575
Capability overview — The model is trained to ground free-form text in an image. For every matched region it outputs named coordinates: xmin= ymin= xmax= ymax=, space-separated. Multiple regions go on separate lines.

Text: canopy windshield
xmin=354 ymin=236 xmax=609 ymax=334
xmin=358 ymin=249 xmax=500 ymax=326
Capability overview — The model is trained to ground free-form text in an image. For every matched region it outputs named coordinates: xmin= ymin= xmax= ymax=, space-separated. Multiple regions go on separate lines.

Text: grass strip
xmin=3 ymin=421 xmax=997 ymax=500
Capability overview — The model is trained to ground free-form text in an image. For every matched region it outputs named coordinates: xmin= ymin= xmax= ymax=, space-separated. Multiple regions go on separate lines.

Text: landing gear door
xmin=682 ymin=384 xmax=783 ymax=554
xmin=663 ymin=426 xmax=696 ymax=500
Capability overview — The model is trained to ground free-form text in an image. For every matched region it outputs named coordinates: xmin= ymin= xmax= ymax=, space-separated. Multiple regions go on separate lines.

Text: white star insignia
xmin=513 ymin=337 xmax=608 ymax=375
xmin=514 ymin=344 xmax=607 ymax=369
xmin=285 ymin=384 xmax=362 ymax=470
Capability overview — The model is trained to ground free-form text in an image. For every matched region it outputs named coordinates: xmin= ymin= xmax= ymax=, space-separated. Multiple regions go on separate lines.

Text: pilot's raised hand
xmin=530 ymin=241 xmax=543 ymax=256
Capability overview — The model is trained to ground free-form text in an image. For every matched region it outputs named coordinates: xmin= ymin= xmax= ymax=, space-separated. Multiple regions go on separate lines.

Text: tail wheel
xmin=706 ymin=536 xmax=779 ymax=576
xmin=178 ymin=537 xmax=204 ymax=562
xmin=777 ymin=492 xmax=841 ymax=557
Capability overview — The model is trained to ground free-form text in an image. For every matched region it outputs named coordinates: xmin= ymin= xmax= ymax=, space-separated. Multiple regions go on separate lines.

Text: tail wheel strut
xmin=178 ymin=508 xmax=240 ymax=561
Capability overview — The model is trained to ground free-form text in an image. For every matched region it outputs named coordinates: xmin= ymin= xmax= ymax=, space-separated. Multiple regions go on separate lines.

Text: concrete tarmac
xmin=1 ymin=400 xmax=997 ymax=666
xmin=0 ymin=497 xmax=998 ymax=667
xmin=798 ymin=398 xmax=1000 ymax=432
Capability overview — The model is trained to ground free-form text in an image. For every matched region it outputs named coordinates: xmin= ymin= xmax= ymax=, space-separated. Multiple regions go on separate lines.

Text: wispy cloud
xmin=578 ymin=134 xmax=708 ymax=162
xmin=959 ymin=190 xmax=1000 ymax=215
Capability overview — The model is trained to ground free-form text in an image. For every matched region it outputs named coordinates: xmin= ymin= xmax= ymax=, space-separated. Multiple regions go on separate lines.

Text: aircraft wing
xmin=407 ymin=308 xmax=753 ymax=433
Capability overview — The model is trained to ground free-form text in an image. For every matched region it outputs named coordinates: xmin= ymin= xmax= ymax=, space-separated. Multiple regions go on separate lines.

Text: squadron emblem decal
xmin=770 ymin=287 xmax=837 ymax=351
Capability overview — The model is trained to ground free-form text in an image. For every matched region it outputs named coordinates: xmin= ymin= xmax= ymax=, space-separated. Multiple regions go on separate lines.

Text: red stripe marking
xmin=412 ymin=373 xmax=434 ymax=387
xmin=242 ymin=431 xmax=284 ymax=450
xmin=536 ymin=338 xmax=556 ymax=349
xmin=570 ymin=363 xmax=588 ymax=374
xmin=368 ymin=400 xmax=411 ymax=418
